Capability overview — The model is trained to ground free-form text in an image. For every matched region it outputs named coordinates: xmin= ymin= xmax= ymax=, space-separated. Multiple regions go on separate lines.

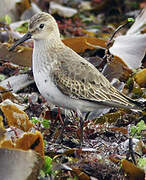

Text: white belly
xmin=33 ymin=69 xmax=70 ymax=107
xmin=33 ymin=69 xmax=105 ymax=113
xmin=32 ymin=42 xmax=106 ymax=113
xmin=32 ymin=43 xmax=82 ymax=111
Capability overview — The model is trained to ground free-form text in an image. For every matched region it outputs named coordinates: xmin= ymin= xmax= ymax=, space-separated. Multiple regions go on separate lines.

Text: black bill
xmin=9 ymin=32 xmax=32 ymax=51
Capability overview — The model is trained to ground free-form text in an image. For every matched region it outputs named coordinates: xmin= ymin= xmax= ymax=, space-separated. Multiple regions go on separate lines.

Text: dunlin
xmin=9 ymin=12 xmax=142 ymax=146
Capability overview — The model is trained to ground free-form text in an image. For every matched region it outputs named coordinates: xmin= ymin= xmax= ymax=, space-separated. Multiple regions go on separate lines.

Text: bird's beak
xmin=9 ymin=32 xmax=32 ymax=51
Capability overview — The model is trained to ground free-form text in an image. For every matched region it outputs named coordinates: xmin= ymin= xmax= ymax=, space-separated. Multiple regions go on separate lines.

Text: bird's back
xmin=51 ymin=43 xmax=140 ymax=110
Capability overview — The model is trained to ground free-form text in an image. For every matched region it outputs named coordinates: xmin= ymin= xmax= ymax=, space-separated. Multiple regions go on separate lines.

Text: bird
xmin=9 ymin=12 xmax=143 ymax=147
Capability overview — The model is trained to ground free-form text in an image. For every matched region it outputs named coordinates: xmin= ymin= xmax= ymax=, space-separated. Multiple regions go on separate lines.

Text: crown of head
xmin=29 ymin=12 xmax=54 ymax=29
xmin=28 ymin=12 xmax=60 ymax=40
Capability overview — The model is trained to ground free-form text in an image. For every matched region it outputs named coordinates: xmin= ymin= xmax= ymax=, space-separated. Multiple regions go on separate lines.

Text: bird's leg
xmin=56 ymin=117 xmax=68 ymax=144
xmin=79 ymin=116 xmax=84 ymax=148
xmin=78 ymin=111 xmax=90 ymax=148
xmin=56 ymin=109 xmax=68 ymax=144
xmin=56 ymin=107 xmax=64 ymax=126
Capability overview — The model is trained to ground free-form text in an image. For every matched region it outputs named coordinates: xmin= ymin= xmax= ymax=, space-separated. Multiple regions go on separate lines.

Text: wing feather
xmin=52 ymin=55 xmax=134 ymax=108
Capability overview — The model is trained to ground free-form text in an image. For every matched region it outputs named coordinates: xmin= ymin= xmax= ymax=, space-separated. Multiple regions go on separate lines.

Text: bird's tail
xmin=124 ymin=96 xmax=146 ymax=111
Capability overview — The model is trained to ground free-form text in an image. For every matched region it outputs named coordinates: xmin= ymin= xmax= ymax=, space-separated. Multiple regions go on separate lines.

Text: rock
xmin=49 ymin=1 xmax=77 ymax=18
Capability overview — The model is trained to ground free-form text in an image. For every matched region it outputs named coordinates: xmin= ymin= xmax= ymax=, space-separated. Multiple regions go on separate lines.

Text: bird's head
xmin=9 ymin=12 xmax=60 ymax=51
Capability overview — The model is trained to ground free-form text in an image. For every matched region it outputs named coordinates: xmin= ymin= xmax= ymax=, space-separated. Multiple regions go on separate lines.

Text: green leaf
xmin=5 ymin=15 xmax=11 ymax=24
xmin=40 ymin=170 xmax=45 ymax=178
xmin=0 ymin=74 xmax=6 ymax=81
xmin=128 ymin=18 xmax=134 ymax=22
xmin=31 ymin=117 xmax=50 ymax=128
xmin=43 ymin=140 xmax=47 ymax=146
xmin=137 ymin=158 xmax=146 ymax=169
xmin=136 ymin=120 xmax=146 ymax=134
xmin=43 ymin=156 xmax=53 ymax=175
xmin=42 ymin=119 xmax=50 ymax=128
xmin=15 ymin=22 xmax=28 ymax=33
xmin=31 ymin=117 xmax=40 ymax=124
xmin=130 ymin=120 xmax=146 ymax=137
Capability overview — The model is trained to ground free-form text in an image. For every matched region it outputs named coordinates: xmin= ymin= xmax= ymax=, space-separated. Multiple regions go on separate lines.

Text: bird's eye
xmin=39 ymin=24 xmax=44 ymax=29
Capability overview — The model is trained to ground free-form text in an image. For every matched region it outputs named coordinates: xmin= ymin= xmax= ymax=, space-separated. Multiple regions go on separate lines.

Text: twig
xmin=99 ymin=18 xmax=134 ymax=70
xmin=107 ymin=18 xmax=134 ymax=48
xmin=126 ymin=137 xmax=136 ymax=165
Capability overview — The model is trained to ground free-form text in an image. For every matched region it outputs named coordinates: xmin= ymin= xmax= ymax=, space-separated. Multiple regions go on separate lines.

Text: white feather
xmin=109 ymin=8 xmax=146 ymax=69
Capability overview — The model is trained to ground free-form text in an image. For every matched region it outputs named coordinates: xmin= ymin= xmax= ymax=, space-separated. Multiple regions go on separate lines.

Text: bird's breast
xmin=32 ymin=45 xmax=70 ymax=107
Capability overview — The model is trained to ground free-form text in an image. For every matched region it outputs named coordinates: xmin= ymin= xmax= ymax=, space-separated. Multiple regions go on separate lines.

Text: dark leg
xmin=79 ymin=112 xmax=90 ymax=148
xmin=79 ymin=116 xmax=84 ymax=148
xmin=85 ymin=112 xmax=90 ymax=121
xmin=56 ymin=116 xmax=68 ymax=144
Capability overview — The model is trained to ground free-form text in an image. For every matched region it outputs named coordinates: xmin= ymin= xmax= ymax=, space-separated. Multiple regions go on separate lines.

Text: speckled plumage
xmin=30 ymin=12 xmax=139 ymax=112
xmin=9 ymin=12 xmax=142 ymax=146
xmin=52 ymin=50 xmax=133 ymax=107
xmin=11 ymin=12 xmax=140 ymax=113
